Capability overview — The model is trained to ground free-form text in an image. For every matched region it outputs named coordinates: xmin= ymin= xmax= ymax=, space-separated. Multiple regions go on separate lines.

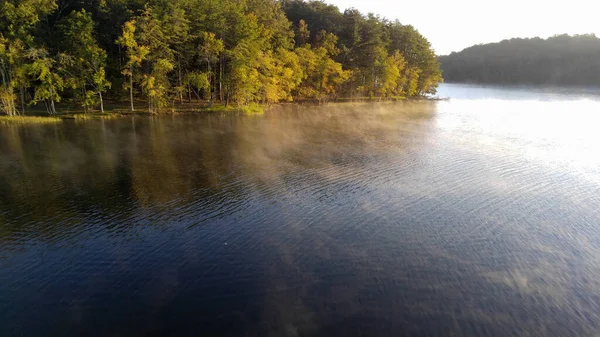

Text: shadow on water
xmin=1 ymin=100 xmax=600 ymax=336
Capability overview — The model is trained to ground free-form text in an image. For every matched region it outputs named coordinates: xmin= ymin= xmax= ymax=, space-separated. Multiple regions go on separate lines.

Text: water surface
xmin=2 ymin=83 xmax=600 ymax=336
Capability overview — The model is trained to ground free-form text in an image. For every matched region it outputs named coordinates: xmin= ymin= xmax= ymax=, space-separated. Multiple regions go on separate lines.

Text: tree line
xmin=0 ymin=0 xmax=442 ymax=115
xmin=439 ymin=34 xmax=600 ymax=86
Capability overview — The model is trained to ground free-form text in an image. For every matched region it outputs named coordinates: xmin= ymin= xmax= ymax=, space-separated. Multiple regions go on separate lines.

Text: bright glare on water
xmin=1 ymin=83 xmax=600 ymax=336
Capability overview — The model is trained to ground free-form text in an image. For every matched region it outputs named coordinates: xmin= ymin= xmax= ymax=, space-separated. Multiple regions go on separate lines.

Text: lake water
xmin=2 ymin=83 xmax=600 ymax=336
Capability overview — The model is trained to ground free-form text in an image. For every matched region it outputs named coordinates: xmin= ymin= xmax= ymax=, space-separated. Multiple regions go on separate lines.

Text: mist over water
xmin=2 ymin=84 xmax=600 ymax=336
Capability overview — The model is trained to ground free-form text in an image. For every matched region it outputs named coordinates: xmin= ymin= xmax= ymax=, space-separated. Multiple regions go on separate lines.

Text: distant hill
xmin=439 ymin=34 xmax=600 ymax=86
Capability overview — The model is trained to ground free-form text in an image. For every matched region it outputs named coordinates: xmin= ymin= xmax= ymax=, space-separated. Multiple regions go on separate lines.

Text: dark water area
xmin=2 ymin=83 xmax=600 ymax=336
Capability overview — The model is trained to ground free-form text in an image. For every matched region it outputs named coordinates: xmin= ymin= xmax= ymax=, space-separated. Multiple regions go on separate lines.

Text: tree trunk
xmin=83 ymin=87 xmax=88 ymax=114
xmin=178 ymin=61 xmax=184 ymax=104
xmin=99 ymin=90 xmax=104 ymax=113
xmin=20 ymin=85 xmax=25 ymax=116
xmin=129 ymin=70 xmax=135 ymax=112
xmin=0 ymin=59 xmax=7 ymax=89
xmin=49 ymin=84 xmax=56 ymax=115
xmin=207 ymin=59 xmax=212 ymax=103
xmin=0 ymin=61 xmax=9 ymax=116
xmin=10 ymin=89 xmax=16 ymax=116
xmin=50 ymin=97 xmax=56 ymax=115
xmin=219 ymin=56 xmax=224 ymax=103
xmin=192 ymin=87 xmax=202 ymax=100
xmin=118 ymin=45 xmax=123 ymax=79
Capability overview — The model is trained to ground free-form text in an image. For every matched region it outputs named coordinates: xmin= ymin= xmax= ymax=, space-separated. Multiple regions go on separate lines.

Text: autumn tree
xmin=295 ymin=29 xmax=349 ymax=102
xmin=0 ymin=0 xmax=443 ymax=114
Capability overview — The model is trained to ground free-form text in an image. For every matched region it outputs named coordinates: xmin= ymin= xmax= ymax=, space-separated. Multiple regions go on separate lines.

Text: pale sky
xmin=326 ymin=0 xmax=600 ymax=55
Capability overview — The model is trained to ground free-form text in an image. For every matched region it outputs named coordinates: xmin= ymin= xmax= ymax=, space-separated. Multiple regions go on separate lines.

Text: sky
xmin=326 ymin=0 xmax=600 ymax=55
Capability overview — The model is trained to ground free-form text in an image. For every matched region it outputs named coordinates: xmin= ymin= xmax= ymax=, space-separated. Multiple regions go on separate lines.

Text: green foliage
xmin=295 ymin=19 xmax=310 ymax=46
xmin=377 ymin=51 xmax=407 ymax=98
xmin=116 ymin=20 xmax=149 ymax=71
xmin=0 ymin=0 xmax=442 ymax=115
xmin=184 ymin=71 xmax=210 ymax=97
xmin=116 ymin=18 xmax=149 ymax=112
xmin=403 ymin=67 xmax=421 ymax=97
xmin=199 ymin=31 xmax=224 ymax=101
xmin=27 ymin=49 xmax=65 ymax=114
xmin=57 ymin=9 xmax=110 ymax=112
xmin=387 ymin=22 xmax=442 ymax=94
xmin=0 ymin=0 xmax=57 ymax=40
xmin=295 ymin=41 xmax=349 ymax=101
xmin=239 ymin=102 xmax=264 ymax=115
xmin=0 ymin=0 xmax=57 ymax=115
xmin=439 ymin=34 xmax=600 ymax=86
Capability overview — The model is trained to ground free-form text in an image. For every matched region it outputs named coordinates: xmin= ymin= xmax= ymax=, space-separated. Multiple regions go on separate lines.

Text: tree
xmin=255 ymin=47 xmax=302 ymax=104
xmin=136 ymin=6 xmax=174 ymax=113
xmin=116 ymin=19 xmax=149 ymax=112
xmin=294 ymin=19 xmax=310 ymax=46
xmin=27 ymin=48 xmax=65 ymax=115
xmin=388 ymin=23 xmax=441 ymax=95
xmin=225 ymin=12 xmax=267 ymax=105
xmin=199 ymin=32 xmax=224 ymax=104
xmin=0 ymin=36 xmax=19 ymax=115
xmin=0 ymin=0 xmax=57 ymax=41
xmin=0 ymin=0 xmax=57 ymax=115
xmin=163 ymin=4 xmax=191 ymax=104
xmin=283 ymin=2 xmax=442 ymax=98
xmin=183 ymin=71 xmax=210 ymax=100
xmin=58 ymin=9 xmax=111 ymax=112
xmin=377 ymin=50 xmax=407 ymax=99
xmin=295 ymin=33 xmax=349 ymax=102
xmin=141 ymin=58 xmax=173 ymax=113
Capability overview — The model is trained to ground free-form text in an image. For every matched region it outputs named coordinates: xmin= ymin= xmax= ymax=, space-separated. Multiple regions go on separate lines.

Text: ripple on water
xmin=1 ymin=96 xmax=600 ymax=336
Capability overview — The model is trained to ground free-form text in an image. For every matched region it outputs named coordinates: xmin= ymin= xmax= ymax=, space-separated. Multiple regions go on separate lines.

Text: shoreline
xmin=0 ymin=97 xmax=446 ymax=125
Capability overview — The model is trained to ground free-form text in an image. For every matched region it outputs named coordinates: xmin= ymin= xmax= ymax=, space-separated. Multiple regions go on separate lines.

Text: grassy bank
xmin=0 ymin=101 xmax=261 ymax=122
xmin=0 ymin=97 xmax=441 ymax=123
xmin=0 ymin=116 xmax=63 ymax=125
xmin=61 ymin=113 xmax=125 ymax=120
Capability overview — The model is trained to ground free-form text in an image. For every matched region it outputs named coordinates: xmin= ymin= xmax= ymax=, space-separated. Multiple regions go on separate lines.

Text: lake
xmin=2 ymin=83 xmax=600 ymax=336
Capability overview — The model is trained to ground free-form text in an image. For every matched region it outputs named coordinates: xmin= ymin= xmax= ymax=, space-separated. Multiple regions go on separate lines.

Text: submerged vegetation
xmin=0 ymin=0 xmax=442 ymax=116
xmin=439 ymin=34 xmax=600 ymax=85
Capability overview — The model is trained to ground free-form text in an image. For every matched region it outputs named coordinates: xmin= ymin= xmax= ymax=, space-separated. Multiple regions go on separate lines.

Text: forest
xmin=439 ymin=34 xmax=600 ymax=86
xmin=0 ymin=0 xmax=442 ymax=115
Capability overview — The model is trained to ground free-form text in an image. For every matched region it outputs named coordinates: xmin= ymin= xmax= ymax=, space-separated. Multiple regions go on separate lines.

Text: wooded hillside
xmin=439 ymin=34 xmax=600 ymax=86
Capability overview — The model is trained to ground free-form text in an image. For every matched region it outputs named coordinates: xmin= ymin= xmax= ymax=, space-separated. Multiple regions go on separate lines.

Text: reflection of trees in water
xmin=0 ymin=122 xmax=128 ymax=245
xmin=0 ymin=114 xmax=248 ymax=242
